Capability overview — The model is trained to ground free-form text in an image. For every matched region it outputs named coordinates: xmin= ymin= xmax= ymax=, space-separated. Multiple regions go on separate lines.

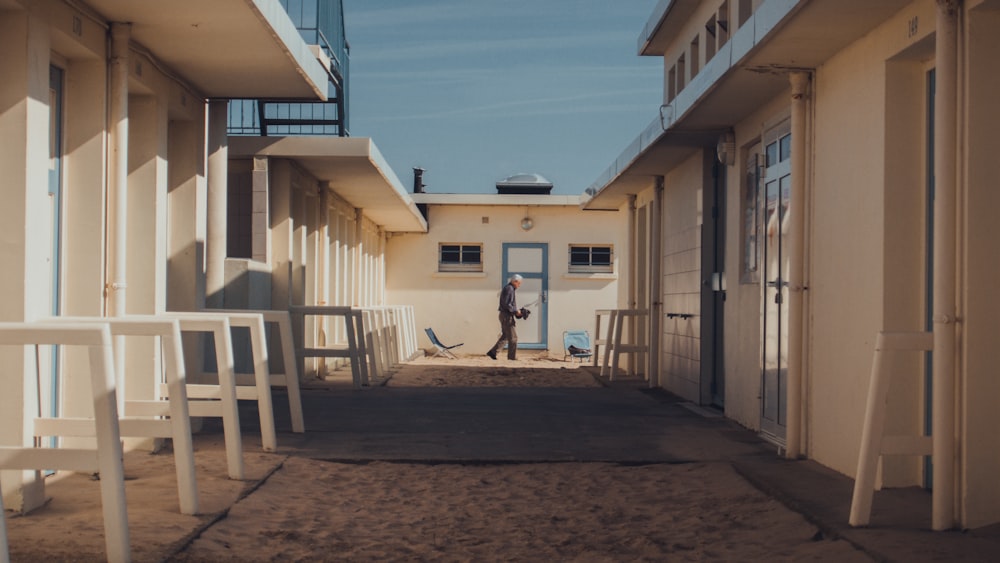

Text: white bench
xmin=0 ymin=323 xmax=129 ymax=563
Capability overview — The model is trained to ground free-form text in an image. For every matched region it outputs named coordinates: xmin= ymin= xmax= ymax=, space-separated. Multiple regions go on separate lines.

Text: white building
xmin=388 ymin=175 xmax=625 ymax=357
xmin=586 ymin=0 xmax=1000 ymax=530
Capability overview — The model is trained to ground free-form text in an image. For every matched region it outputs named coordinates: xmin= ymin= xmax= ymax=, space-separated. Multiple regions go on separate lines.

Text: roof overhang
xmin=47 ymin=0 xmax=330 ymax=100
xmin=412 ymin=194 xmax=585 ymax=207
xmin=230 ymin=136 xmax=428 ymax=233
xmin=585 ymin=0 xmax=912 ymax=210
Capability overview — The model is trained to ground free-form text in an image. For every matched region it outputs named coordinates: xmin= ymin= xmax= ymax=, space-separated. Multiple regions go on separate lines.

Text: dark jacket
xmin=498 ymin=282 xmax=518 ymax=316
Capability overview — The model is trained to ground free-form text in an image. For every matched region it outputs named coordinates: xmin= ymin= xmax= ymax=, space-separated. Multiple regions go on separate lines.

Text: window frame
xmin=568 ymin=244 xmax=614 ymax=274
xmin=438 ymin=242 xmax=483 ymax=273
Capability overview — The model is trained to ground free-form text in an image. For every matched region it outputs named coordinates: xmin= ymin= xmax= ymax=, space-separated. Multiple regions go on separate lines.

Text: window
xmin=439 ymin=243 xmax=482 ymax=272
xmin=569 ymin=245 xmax=613 ymax=273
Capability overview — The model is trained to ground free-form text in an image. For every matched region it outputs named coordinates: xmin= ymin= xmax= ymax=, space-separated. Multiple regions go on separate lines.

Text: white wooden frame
xmin=41 ymin=316 xmax=199 ymax=515
xmin=0 ymin=323 xmax=129 ymax=563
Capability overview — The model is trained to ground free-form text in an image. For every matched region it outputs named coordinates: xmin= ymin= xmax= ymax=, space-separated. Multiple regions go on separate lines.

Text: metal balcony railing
xmin=228 ymin=0 xmax=349 ymax=137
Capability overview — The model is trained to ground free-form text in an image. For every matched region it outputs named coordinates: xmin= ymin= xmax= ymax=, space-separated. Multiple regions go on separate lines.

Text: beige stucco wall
xmin=961 ymin=2 xmax=1000 ymax=529
xmin=385 ymin=202 xmax=625 ymax=356
xmin=806 ymin=2 xmax=936 ymax=484
xmin=0 ymin=3 xmax=214 ymax=508
xmin=660 ymin=152 xmax=707 ymax=401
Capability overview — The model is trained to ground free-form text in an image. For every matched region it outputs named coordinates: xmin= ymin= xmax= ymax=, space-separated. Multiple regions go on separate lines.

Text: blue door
xmin=502 ymin=243 xmax=547 ymax=350
xmin=44 ymin=65 xmax=65 ymax=428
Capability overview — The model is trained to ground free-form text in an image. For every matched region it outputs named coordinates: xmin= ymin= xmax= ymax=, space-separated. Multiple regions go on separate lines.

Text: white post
xmin=206 ymin=100 xmax=228 ymax=309
xmin=786 ymin=71 xmax=810 ymax=459
xmin=107 ymin=23 xmax=130 ymax=410
xmin=649 ymin=178 xmax=664 ymax=388
xmin=932 ymin=0 xmax=960 ymax=531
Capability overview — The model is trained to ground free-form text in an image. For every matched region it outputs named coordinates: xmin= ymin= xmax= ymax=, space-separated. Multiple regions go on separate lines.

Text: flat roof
xmin=230 ymin=136 xmax=428 ymax=233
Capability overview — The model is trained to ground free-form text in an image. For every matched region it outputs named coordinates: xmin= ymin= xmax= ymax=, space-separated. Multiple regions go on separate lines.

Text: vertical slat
xmin=87 ymin=332 xmax=130 ymax=563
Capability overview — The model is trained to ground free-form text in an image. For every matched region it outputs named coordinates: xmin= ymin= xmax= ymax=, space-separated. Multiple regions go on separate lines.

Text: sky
xmin=341 ymin=1 xmax=664 ymax=196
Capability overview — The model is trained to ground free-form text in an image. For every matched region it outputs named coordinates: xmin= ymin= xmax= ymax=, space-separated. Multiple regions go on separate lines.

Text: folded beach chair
xmin=424 ymin=327 xmax=463 ymax=359
xmin=563 ymin=330 xmax=593 ymax=363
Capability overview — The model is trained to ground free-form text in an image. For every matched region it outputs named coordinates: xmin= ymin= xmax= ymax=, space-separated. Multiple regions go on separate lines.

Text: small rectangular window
xmin=439 ymin=243 xmax=483 ymax=272
xmin=569 ymin=245 xmax=613 ymax=273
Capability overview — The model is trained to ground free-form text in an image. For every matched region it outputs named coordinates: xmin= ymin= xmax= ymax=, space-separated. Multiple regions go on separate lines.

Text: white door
xmin=760 ymin=121 xmax=791 ymax=443
xmin=502 ymin=243 xmax=547 ymax=349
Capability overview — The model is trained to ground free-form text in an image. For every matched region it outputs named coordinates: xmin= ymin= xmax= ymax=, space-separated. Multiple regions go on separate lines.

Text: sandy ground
xmin=3 ymin=352 xmax=870 ymax=562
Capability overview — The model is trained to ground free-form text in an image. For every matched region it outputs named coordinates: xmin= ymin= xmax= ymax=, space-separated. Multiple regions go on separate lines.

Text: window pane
xmin=779 ymin=134 xmax=791 ymax=162
xmin=461 ymin=246 xmax=481 ymax=264
xmin=766 ymin=142 xmax=778 ymax=167
xmin=440 ymin=245 xmax=460 ymax=263
xmin=591 ymin=247 xmax=612 ymax=265
xmin=570 ymin=247 xmax=591 ymax=265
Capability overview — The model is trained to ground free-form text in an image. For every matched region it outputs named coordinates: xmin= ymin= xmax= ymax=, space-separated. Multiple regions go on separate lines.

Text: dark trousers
xmin=489 ymin=312 xmax=518 ymax=360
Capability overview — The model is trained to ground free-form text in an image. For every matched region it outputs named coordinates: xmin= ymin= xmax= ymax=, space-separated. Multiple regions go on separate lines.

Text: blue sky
xmin=342 ymin=1 xmax=663 ymax=195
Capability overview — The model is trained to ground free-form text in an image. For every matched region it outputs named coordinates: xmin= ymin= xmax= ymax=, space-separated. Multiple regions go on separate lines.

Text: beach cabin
xmin=586 ymin=0 xmax=1000 ymax=530
xmin=387 ymin=174 xmax=626 ymax=358
xmin=0 ymin=0 xmax=425 ymax=520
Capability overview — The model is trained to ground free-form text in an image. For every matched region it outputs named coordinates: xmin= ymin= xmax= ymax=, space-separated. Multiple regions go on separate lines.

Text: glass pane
xmin=461 ymin=246 xmax=481 ymax=264
xmin=591 ymin=247 xmax=612 ymax=265
xmin=766 ymin=141 xmax=778 ymax=167
xmin=440 ymin=246 xmax=460 ymax=263
xmin=779 ymin=134 xmax=791 ymax=162
xmin=570 ymin=247 xmax=591 ymax=265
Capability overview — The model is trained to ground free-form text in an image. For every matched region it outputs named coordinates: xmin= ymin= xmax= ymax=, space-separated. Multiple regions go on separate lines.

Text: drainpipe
xmin=318 ymin=184 xmax=331 ymax=305
xmin=354 ymin=208 xmax=363 ymax=306
xmin=649 ymin=178 xmax=664 ymax=388
xmin=206 ymin=100 xmax=228 ymax=309
xmin=627 ymin=195 xmax=636 ymax=312
xmin=107 ymin=23 xmax=130 ymax=402
xmin=932 ymin=0 xmax=959 ymax=531
xmin=785 ymin=71 xmax=810 ymax=460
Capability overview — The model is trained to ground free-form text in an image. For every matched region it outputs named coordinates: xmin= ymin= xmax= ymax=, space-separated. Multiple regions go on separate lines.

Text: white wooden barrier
xmin=290 ymin=305 xmax=418 ymax=388
xmin=290 ymin=306 xmax=368 ymax=388
xmin=397 ymin=306 xmax=420 ymax=362
xmin=41 ymin=317 xmax=198 ymax=515
xmin=0 ymin=323 xmax=129 ymax=563
xmin=169 ymin=312 xmax=277 ymax=452
xmin=849 ymin=331 xmax=934 ymax=527
xmin=157 ymin=314 xmax=244 ymax=480
xmin=207 ymin=309 xmax=304 ymax=433
xmin=594 ymin=309 xmax=649 ymax=380
xmin=360 ymin=307 xmax=405 ymax=385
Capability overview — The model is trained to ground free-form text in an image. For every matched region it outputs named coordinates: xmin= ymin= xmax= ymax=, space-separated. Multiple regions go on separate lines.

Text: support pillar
xmin=932 ymin=0 xmax=960 ymax=531
xmin=206 ymin=100 xmax=229 ymax=309
xmin=786 ymin=71 xmax=810 ymax=459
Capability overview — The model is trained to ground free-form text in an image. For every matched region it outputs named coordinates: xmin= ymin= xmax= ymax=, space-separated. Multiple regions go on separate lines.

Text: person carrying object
xmin=486 ymin=274 xmax=523 ymax=360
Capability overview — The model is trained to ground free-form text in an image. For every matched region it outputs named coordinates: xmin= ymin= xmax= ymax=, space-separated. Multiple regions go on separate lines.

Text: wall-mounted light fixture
xmin=521 ymin=216 xmax=534 ymax=231
xmin=716 ymin=130 xmax=736 ymax=166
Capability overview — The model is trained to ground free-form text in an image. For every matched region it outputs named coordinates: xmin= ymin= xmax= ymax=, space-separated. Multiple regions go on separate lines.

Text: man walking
xmin=487 ymin=274 xmax=523 ymax=360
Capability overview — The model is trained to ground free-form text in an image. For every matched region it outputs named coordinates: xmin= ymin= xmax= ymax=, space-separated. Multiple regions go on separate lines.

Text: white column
xmin=106 ymin=23 xmax=130 ymax=409
xmin=932 ymin=0 xmax=960 ymax=531
xmin=353 ymin=208 xmax=363 ymax=306
xmin=107 ymin=23 xmax=130 ymax=319
xmin=206 ymin=100 xmax=228 ymax=309
xmin=649 ymin=179 xmax=664 ymax=388
xmin=785 ymin=71 xmax=810 ymax=460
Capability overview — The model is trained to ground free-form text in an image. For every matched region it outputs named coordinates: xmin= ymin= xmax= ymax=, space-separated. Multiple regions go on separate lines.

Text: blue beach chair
xmin=425 ymin=327 xmax=463 ymax=359
xmin=563 ymin=330 xmax=593 ymax=363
